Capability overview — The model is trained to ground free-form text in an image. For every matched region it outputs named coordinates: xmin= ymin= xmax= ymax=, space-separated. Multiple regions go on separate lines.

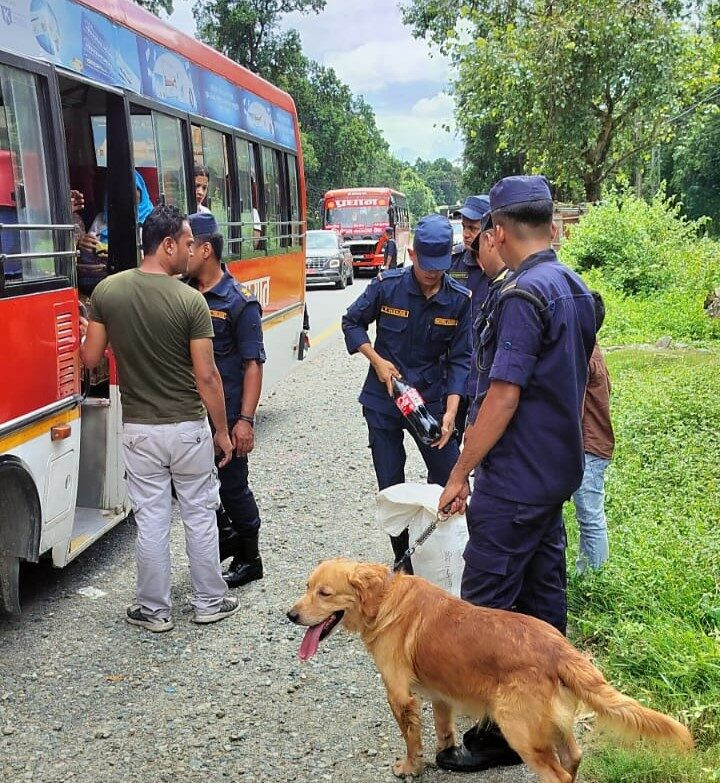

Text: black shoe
xmin=436 ymin=734 xmax=522 ymax=772
xmin=223 ymin=556 xmax=264 ymax=588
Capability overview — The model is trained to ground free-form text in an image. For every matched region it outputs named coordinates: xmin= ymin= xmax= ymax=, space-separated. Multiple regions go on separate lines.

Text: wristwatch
xmin=238 ymin=414 xmax=255 ymax=427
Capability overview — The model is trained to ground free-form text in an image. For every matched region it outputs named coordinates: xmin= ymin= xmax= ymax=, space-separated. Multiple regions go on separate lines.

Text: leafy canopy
xmin=402 ymin=0 xmax=715 ymax=201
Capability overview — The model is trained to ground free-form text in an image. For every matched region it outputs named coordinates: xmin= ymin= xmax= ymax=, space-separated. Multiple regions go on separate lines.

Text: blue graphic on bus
xmin=80 ymin=11 xmax=115 ymax=85
xmin=198 ymin=71 xmax=243 ymax=128
xmin=137 ymin=38 xmax=199 ymax=112
xmin=240 ymin=90 xmax=275 ymax=142
xmin=29 ymin=0 xmax=60 ymax=56
xmin=0 ymin=0 xmax=297 ymax=150
xmin=272 ymin=106 xmax=297 ymax=150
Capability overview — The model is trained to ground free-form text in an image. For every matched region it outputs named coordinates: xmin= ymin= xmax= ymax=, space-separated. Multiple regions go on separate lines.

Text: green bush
xmin=565 ymin=349 xmax=720 ymax=782
xmin=560 ymin=190 xmax=720 ymax=344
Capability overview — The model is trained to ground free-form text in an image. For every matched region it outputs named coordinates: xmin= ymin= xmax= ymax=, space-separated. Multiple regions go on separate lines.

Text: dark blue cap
xmin=188 ymin=211 xmax=218 ymax=236
xmin=413 ymin=214 xmax=453 ymax=271
xmin=458 ymin=194 xmax=490 ymax=222
xmin=489 ymin=175 xmax=552 ymax=211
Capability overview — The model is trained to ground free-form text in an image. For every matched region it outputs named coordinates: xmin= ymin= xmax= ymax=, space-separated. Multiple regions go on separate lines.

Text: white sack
xmin=376 ymin=483 xmax=468 ymax=597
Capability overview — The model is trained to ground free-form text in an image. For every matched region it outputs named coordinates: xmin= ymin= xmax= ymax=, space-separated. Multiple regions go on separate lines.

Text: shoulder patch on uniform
xmin=209 ymin=309 xmax=228 ymax=320
xmin=434 ymin=317 xmax=458 ymax=327
xmin=241 ymin=286 xmax=253 ymax=298
xmin=378 ymin=268 xmax=404 ymax=282
xmin=446 ymin=275 xmax=472 ymax=297
xmin=380 ymin=305 xmax=409 ymax=318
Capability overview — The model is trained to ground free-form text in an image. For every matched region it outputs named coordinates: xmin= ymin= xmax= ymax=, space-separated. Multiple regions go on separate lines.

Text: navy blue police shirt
xmin=472 ymin=249 xmax=596 ymax=505
xmin=448 ymin=246 xmax=490 ymax=397
xmin=466 ymin=265 xmax=511 ymax=425
xmin=190 ymin=268 xmax=266 ymax=425
xmin=342 ymin=267 xmax=471 ymax=416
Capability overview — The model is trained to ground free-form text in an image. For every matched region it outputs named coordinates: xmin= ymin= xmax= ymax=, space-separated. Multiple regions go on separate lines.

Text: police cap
xmin=489 ymin=175 xmax=552 ymax=211
xmin=458 ymin=194 xmax=490 ymax=222
xmin=413 ymin=214 xmax=453 ymax=271
xmin=189 ymin=211 xmax=219 ymax=236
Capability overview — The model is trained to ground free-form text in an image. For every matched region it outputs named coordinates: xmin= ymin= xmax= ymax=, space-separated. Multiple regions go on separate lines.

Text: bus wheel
xmin=0 ymin=555 xmax=20 ymax=615
xmin=0 ymin=459 xmax=42 ymax=613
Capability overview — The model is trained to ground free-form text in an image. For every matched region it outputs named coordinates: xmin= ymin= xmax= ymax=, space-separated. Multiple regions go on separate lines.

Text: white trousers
xmin=121 ymin=419 xmax=228 ymax=618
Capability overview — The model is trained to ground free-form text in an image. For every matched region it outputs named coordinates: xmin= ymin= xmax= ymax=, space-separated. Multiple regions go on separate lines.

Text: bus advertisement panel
xmin=0 ymin=0 xmax=306 ymax=613
xmin=322 ymin=187 xmax=410 ymax=272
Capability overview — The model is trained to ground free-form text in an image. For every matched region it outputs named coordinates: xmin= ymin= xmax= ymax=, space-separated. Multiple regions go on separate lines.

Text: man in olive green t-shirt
xmin=81 ymin=205 xmax=240 ymax=631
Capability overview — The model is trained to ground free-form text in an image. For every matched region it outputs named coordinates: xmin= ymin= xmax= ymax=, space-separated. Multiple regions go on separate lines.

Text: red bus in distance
xmin=322 ymin=188 xmax=410 ymax=273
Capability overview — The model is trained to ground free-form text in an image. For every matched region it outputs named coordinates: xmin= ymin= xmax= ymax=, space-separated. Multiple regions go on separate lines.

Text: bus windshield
xmin=326 ymin=206 xmax=388 ymax=226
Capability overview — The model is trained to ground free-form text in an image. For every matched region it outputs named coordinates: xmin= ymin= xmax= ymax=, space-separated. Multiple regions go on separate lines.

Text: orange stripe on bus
xmin=0 ymin=408 xmax=80 ymax=453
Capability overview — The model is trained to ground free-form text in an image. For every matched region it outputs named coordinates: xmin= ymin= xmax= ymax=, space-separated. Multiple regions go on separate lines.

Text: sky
xmin=167 ymin=0 xmax=463 ymax=163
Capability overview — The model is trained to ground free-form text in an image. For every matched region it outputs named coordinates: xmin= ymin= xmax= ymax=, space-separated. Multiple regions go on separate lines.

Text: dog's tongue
xmin=298 ymin=623 xmax=324 ymax=661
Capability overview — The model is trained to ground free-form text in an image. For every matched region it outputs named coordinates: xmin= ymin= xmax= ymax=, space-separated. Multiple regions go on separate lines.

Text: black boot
xmin=435 ymin=722 xmax=522 ymax=772
xmin=223 ymin=534 xmax=263 ymax=588
xmin=217 ymin=507 xmax=242 ymax=563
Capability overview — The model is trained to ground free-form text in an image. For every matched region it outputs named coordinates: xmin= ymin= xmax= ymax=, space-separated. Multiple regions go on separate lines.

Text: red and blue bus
xmin=0 ymin=0 xmax=306 ymax=612
xmin=322 ymin=187 xmax=410 ymax=272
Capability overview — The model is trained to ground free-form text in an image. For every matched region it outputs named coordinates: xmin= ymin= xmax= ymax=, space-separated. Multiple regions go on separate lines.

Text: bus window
xmin=261 ymin=145 xmax=280 ymax=254
xmin=286 ymin=153 xmax=301 ymax=251
xmin=0 ymin=66 xmax=56 ymax=286
xmin=193 ymin=125 xmax=230 ymax=244
xmin=130 ymin=111 xmax=160 ymax=214
xmin=153 ymin=112 xmax=188 ymax=213
xmin=235 ymin=137 xmax=261 ymax=258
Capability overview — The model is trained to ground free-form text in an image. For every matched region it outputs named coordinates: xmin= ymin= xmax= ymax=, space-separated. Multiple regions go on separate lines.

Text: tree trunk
xmin=583 ymin=173 xmax=602 ymax=203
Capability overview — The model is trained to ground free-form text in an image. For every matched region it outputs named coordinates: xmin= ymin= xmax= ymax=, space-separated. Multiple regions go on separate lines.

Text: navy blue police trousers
xmin=461 ymin=489 xmax=567 ymax=635
xmin=218 ymin=453 xmax=261 ymax=537
xmin=363 ymin=404 xmax=460 ymax=566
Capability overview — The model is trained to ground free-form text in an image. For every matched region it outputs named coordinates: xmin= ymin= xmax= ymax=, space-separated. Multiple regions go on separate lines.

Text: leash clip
xmin=392 ymin=505 xmax=452 ymax=573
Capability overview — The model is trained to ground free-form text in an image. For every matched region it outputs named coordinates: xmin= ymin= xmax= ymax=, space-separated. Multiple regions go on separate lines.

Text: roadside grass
xmin=564 ymin=348 xmax=720 ymax=783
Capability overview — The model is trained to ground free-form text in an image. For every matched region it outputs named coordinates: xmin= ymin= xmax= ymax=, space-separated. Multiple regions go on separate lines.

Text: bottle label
xmin=395 ymin=387 xmax=424 ymax=416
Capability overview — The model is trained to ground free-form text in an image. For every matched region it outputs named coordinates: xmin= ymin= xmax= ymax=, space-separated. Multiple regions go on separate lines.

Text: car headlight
xmin=328 ymin=258 xmax=340 ymax=268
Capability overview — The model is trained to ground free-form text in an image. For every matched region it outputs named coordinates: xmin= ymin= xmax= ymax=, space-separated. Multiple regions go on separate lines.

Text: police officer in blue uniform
xmin=382 ymin=227 xmax=398 ymax=269
xmin=448 ymin=195 xmax=492 ymax=437
xmin=436 ymin=176 xmax=596 ymax=772
xmin=342 ymin=214 xmax=471 ymax=569
xmin=464 ymin=212 xmax=510 ymax=428
xmin=187 ymin=212 xmax=266 ymax=589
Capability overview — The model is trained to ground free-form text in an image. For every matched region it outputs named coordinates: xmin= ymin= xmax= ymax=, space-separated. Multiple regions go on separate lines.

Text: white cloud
xmin=167 ymin=0 xmax=460 ymax=161
xmin=410 ymin=92 xmax=455 ymax=120
xmin=324 ymin=39 xmax=450 ymax=94
xmin=376 ymin=93 xmax=462 ymax=162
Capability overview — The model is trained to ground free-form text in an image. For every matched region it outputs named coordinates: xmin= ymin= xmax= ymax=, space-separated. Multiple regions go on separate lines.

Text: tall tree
xmin=135 ymin=0 xmax=174 ymax=13
xmin=403 ymin=0 xmax=714 ymax=201
xmin=413 ymin=157 xmax=463 ymax=205
xmin=194 ymin=0 xmax=408 ymax=224
xmin=194 ymin=0 xmax=325 ymax=74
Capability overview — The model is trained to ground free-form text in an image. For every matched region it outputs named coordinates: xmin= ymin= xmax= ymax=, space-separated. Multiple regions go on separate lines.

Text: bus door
xmin=56 ymin=74 xmax=135 ymax=564
xmin=0 ymin=54 xmax=78 ymax=609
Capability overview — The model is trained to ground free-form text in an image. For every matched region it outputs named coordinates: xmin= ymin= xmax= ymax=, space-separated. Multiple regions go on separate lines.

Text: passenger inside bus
xmin=195 ymin=165 xmax=211 ymax=213
xmin=76 ymin=170 xmax=153 ymax=295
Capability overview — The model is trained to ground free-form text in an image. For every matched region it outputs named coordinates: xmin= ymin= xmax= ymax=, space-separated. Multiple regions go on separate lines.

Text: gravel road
xmin=0 ymin=330 xmax=535 ymax=783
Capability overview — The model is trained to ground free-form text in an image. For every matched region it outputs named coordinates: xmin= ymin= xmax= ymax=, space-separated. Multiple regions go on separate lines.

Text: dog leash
xmin=393 ymin=505 xmax=453 ymax=574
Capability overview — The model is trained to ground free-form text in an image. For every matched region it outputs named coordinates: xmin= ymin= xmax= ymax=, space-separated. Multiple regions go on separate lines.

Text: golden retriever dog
xmin=287 ymin=558 xmax=692 ymax=782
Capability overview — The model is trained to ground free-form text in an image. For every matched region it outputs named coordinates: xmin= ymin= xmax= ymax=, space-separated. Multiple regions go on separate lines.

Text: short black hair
xmin=491 ymin=199 xmax=554 ymax=229
xmin=592 ymin=290 xmax=606 ymax=332
xmin=142 ymin=205 xmax=188 ymax=255
xmin=194 ymin=232 xmax=224 ymax=263
xmin=194 ymin=165 xmax=210 ymax=179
